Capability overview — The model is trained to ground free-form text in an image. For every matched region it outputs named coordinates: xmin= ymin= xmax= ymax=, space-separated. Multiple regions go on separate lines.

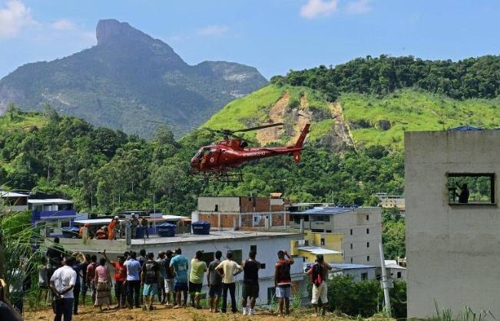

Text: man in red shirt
xmin=102 ymin=250 xmax=127 ymax=308
xmin=274 ymin=250 xmax=294 ymax=316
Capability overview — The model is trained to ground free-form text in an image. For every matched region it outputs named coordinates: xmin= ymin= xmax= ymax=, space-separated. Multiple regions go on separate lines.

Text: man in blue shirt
xmin=169 ymin=248 xmax=189 ymax=308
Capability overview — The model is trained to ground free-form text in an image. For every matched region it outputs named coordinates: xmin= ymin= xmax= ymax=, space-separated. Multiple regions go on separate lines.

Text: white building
xmin=406 ymin=130 xmax=500 ymax=318
xmin=53 ymin=229 xmax=306 ymax=306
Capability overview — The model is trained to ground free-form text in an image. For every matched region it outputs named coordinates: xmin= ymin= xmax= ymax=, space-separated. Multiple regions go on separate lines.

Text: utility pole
xmin=379 ymin=243 xmax=392 ymax=317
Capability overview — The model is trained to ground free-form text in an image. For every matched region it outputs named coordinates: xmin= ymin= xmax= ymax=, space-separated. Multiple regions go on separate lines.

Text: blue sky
xmin=1 ymin=0 xmax=499 ymax=80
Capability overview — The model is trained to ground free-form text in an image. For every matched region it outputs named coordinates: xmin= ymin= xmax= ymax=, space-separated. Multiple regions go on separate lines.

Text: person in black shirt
xmin=141 ymin=253 xmax=160 ymax=311
xmin=241 ymin=251 xmax=261 ymax=316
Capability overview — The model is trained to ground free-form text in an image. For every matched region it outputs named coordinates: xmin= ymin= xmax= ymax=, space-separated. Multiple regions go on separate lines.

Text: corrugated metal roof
xmin=303 ymin=262 xmax=376 ymax=270
xmin=297 ymin=246 xmax=343 ymax=255
xmin=28 ymin=198 xmax=73 ymax=204
xmin=292 ymin=207 xmax=353 ymax=215
xmin=1 ymin=192 xmax=28 ymax=198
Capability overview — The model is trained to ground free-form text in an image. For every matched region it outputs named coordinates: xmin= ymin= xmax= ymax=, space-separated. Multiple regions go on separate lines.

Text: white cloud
xmin=51 ymin=19 xmax=76 ymax=31
xmin=196 ymin=25 xmax=230 ymax=36
xmin=300 ymin=0 xmax=339 ymax=19
xmin=0 ymin=0 xmax=35 ymax=39
xmin=345 ymin=0 xmax=372 ymax=14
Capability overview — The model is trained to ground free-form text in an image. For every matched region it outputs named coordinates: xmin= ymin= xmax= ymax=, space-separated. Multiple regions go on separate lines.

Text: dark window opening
xmin=367 ymin=242 xmax=370 ymax=248
xmin=214 ymin=204 xmax=219 ymax=212
xmin=350 ymin=229 xmax=353 ymax=235
xmin=366 ymin=215 xmax=369 ymax=221
xmin=361 ymin=273 xmax=368 ymax=280
xmin=366 ymin=228 xmax=370 ymax=234
xmin=250 ymin=245 xmax=257 ymax=255
xmin=367 ymin=255 xmax=370 ymax=262
xmin=447 ymin=173 xmax=495 ymax=204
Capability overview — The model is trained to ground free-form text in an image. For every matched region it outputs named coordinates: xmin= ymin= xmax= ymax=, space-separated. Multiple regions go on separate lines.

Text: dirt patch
xmin=254 ymin=91 xmax=311 ymax=147
xmin=24 ymin=304 xmax=338 ymax=321
xmin=256 ymin=92 xmax=290 ymax=145
xmin=329 ymin=102 xmax=356 ymax=150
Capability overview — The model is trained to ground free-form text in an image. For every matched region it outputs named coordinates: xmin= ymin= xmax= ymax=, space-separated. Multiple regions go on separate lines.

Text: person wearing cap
xmin=108 ymin=216 xmax=119 ymax=240
xmin=307 ymin=254 xmax=332 ymax=317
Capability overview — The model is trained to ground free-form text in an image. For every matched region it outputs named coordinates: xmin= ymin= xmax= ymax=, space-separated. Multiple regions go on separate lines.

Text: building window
xmin=366 ymin=215 xmax=369 ymax=221
xmin=366 ymin=228 xmax=370 ymax=234
xmin=350 ymin=243 xmax=353 ymax=250
xmin=250 ymin=245 xmax=257 ymax=254
xmin=350 ymin=229 xmax=353 ymax=235
xmin=367 ymin=242 xmax=370 ymax=248
xmin=350 ymin=257 xmax=353 ymax=263
xmin=214 ymin=204 xmax=219 ymax=212
xmin=367 ymin=255 xmax=370 ymax=262
xmin=397 ymin=272 xmax=402 ymax=279
xmin=321 ymin=238 xmax=325 ymax=246
xmin=447 ymin=173 xmax=495 ymax=205
xmin=361 ymin=273 xmax=368 ymax=280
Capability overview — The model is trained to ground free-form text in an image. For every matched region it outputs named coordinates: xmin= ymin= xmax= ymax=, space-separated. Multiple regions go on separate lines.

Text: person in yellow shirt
xmin=215 ymin=251 xmax=242 ymax=314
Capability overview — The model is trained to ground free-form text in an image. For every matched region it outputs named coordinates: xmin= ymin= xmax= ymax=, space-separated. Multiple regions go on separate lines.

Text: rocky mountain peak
xmin=97 ymin=19 xmax=150 ymax=46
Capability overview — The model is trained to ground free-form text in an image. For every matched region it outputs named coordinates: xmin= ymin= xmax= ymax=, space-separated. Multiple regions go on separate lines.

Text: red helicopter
xmin=190 ymin=122 xmax=310 ymax=180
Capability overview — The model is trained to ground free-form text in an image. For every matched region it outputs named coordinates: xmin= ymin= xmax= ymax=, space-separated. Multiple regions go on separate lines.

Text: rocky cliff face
xmin=0 ymin=19 xmax=268 ymax=138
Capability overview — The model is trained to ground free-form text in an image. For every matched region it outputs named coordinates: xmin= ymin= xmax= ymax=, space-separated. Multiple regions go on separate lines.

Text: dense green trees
xmin=0 ymin=108 xmax=403 ymax=215
xmin=272 ymin=55 xmax=500 ymax=101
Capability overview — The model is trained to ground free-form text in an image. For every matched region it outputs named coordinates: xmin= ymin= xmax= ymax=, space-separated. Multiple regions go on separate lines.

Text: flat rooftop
xmin=130 ymin=229 xmax=302 ymax=246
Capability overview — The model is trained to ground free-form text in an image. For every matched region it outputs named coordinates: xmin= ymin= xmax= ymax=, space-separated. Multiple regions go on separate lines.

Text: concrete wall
xmin=198 ymin=196 xmax=240 ymax=212
xmin=405 ymin=131 xmax=500 ymax=318
xmin=334 ymin=208 xmax=382 ymax=266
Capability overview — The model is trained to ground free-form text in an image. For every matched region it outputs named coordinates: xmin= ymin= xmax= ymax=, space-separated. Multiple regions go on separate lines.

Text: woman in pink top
xmin=94 ymin=258 xmax=111 ymax=311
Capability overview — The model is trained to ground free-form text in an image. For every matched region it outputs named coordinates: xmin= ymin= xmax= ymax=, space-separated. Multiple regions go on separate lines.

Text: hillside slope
xmin=197 ymin=84 xmax=500 ymax=151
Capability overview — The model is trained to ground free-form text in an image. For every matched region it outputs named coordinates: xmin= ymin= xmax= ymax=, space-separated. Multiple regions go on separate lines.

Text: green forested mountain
xmin=0 ymin=19 xmax=268 ymax=139
xmin=1 ymin=55 xmax=500 ymax=216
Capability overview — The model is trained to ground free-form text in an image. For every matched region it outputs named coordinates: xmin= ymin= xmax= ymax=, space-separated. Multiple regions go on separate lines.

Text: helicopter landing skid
xmin=215 ymin=171 xmax=243 ymax=183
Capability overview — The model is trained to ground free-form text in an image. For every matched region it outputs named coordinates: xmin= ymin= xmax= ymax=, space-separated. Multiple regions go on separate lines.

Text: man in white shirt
xmin=215 ymin=251 xmax=242 ymax=313
xmin=50 ymin=255 xmax=77 ymax=321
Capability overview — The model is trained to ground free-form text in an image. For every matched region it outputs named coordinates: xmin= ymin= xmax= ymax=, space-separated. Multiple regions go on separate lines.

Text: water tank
xmin=157 ymin=223 xmax=176 ymax=237
xmin=191 ymin=220 xmax=210 ymax=235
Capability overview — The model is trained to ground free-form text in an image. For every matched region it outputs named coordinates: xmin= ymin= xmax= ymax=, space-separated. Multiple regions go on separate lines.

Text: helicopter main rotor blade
xmin=232 ymin=122 xmax=284 ymax=133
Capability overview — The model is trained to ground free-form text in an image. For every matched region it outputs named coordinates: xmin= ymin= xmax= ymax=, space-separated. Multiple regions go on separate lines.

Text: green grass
xmin=341 ymin=89 xmax=500 ymax=150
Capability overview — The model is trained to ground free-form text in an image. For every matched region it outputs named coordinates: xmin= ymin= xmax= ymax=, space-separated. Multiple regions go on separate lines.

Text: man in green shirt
xmin=189 ymin=251 xmax=207 ymax=309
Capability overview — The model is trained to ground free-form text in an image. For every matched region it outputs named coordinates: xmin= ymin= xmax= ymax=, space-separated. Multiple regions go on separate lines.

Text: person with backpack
xmin=274 ymin=249 xmax=294 ymax=316
xmin=308 ymin=254 xmax=332 ymax=317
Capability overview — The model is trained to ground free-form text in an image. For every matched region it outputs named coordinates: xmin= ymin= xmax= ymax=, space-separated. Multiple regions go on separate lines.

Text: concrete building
xmin=289 ymin=206 xmax=383 ymax=266
xmin=290 ymin=230 xmax=344 ymax=263
xmin=1 ymin=191 xmax=29 ymax=212
xmin=194 ymin=196 xmax=289 ymax=229
xmin=405 ymin=130 xmax=500 ymax=318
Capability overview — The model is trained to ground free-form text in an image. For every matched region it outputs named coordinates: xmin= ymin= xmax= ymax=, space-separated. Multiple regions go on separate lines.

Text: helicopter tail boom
xmin=294 ymin=123 xmax=310 ymax=148
xmin=292 ymin=123 xmax=310 ymax=163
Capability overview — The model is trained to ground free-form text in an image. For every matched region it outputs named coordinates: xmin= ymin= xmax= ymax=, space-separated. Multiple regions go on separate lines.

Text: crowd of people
xmin=0 ymin=238 xmax=332 ymax=320
xmin=78 ymin=214 xmax=150 ymax=240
